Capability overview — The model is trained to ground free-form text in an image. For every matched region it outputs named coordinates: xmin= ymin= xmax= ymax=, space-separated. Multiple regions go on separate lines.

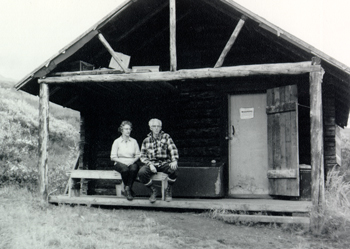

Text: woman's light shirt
xmin=110 ymin=136 xmax=140 ymax=165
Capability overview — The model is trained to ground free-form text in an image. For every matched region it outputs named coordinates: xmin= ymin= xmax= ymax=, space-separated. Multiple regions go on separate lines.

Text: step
xmin=218 ymin=213 xmax=310 ymax=225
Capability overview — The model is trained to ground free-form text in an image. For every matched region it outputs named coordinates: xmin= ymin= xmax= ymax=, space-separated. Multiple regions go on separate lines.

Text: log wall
xmin=322 ymin=77 xmax=342 ymax=176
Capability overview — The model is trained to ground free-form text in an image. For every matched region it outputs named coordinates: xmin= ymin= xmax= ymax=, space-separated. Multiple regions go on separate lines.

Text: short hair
xmin=118 ymin=120 xmax=132 ymax=133
xmin=148 ymin=118 xmax=162 ymax=127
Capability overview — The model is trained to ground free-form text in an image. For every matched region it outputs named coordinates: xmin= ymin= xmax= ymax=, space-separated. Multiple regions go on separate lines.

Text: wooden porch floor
xmin=49 ymin=195 xmax=311 ymax=214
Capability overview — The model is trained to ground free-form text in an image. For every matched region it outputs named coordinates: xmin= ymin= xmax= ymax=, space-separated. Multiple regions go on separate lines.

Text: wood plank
xmin=279 ymin=87 xmax=286 ymax=171
xmin=39 ymin=62 xmax=322 ymax=84
xmin=214 ymin=18 xmax=245 ymax=68
xmin=169 ymin=0 xmax=177 ymax=71
xmin=64 ymin=154 xmax=80 ymax=195
xmin=267 ymin=89 xmax=274 ymax=175
xmin=70 ymin=170 xmax=121 ymax=179
xmin=273 ymin=88 xmax=281 ymax=170
xmin=266 ymin=102 xmax=296 ymax=114
xmin=39 ymin=83 xmax=49 ymax=202
xmin=267 ymin=85 xmax=299 ymax=196
xmin=267 ymin=169 xmax=297 ymax=179
xmin=218 ymin=214 xmax=310 ymax=225
xmin=48 ymin=196 xmax=312 ymax=213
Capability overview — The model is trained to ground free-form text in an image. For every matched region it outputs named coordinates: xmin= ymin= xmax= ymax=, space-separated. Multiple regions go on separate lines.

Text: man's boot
xmin=125 ymin=186 xmax=133 ymax=201
xmin=148 ymin=184 xmax=157 ymax=203
xmin=165 ymin=185 xmax=173 ymax=202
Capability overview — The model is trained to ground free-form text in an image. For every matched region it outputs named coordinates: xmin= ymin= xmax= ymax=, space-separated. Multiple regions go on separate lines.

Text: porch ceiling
xmin=47 ymin=80 xmax=178 ymax=111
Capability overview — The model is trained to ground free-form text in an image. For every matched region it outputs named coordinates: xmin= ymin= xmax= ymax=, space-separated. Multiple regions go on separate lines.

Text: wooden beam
xmin=39 ymin=61 xmax=322 ymax=84
xmin=39 ymin=83 xmax=49 ymax=202
xmin=309 ymin=57 xmax=325 ymax=234
xmin=169 ymin=0 xmax=177 ymax=71
xmin=214 ymin=18 xmax=245 ymax=68
xmin=98 ymin=33 xmax=128 ymax=73
xmin=134 ymin=9 xmax=191 ymax=56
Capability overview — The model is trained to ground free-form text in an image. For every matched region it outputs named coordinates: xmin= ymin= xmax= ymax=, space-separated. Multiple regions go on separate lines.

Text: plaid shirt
xmin=140 ymin=131 xmax=179 ymax=166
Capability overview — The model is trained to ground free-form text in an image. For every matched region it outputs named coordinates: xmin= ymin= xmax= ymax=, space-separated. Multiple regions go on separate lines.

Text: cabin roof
xmin=15 ymin=0 xmax=350 ymax=127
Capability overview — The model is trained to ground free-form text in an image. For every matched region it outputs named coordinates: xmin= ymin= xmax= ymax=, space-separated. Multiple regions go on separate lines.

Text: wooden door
xmin=228 ymin=93 xmax=269 ymax=197
xmin=266 ymin=85 xmax=299 ymax=196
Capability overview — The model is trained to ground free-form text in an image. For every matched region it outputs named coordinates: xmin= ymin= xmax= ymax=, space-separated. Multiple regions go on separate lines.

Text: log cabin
xmin=15 ymin=0 xmax=350 ymax=227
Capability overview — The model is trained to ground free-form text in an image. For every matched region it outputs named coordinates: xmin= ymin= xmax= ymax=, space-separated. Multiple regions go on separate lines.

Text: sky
xmin=0 ymin=0 xmax=350 ymax=82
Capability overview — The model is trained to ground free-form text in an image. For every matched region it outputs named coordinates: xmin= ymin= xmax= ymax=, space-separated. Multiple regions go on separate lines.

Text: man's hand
xmin=149 ymin=164 xmax=157 ymax=173
xmin=169 ymin=161 xmax=178 ymax=170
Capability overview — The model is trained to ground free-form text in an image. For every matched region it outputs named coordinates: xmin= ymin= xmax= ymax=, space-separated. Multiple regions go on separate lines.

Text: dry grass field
xmin=1 ymin=186 xmax=349 ymax=249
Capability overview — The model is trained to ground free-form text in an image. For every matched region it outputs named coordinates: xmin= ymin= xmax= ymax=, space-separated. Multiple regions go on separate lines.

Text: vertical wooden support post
xmin=169 ymin=0 xmax=177 ymax=71
xmin=39 ymin=83 xmax=49 ymax=202
xmin=309 ymin=57 xmax=325 ymax=233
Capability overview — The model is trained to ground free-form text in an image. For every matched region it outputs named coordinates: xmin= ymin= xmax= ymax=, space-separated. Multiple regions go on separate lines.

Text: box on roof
xmin=109 ymin=52 xmax=130 ymax=70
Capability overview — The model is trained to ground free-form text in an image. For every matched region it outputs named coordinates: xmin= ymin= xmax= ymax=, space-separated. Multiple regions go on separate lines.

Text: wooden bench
xmin=68 ymin=170 xmax=168 ymax=201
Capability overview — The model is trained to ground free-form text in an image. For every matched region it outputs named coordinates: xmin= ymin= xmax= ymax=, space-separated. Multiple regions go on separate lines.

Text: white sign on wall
xmin=240 ymin=108 xmax=254 ymax=119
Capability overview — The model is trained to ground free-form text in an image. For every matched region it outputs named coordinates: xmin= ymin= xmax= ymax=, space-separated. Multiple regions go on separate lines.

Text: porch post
xmin=39 ymin=82 xmax=49 ymax=202
xmin=309 ymin=57 xmax=325 ymax=233
xmin=169 ymin=0 xmax=177 ymax=71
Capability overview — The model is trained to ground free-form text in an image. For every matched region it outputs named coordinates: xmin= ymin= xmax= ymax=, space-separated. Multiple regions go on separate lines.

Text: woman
xmin=110 ymin=121 xmax=141 ymax=201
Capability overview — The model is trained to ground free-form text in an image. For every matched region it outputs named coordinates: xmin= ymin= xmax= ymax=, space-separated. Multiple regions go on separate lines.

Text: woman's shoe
xmin=125 ymin=186 xmax=133 ymax=201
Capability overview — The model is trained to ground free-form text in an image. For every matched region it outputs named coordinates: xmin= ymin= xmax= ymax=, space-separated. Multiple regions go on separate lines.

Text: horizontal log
xmin=39 ymin=61 xmax=322 ymax=84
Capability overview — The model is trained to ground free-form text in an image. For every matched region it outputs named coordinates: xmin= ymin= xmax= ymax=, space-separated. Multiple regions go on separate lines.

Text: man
xmin=138 ymin=118 xmax=179 ymax=203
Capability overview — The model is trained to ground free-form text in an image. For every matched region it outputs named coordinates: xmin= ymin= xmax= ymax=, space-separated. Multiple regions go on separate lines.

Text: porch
xmin=48 ymin=195 xmax=312 ymax=225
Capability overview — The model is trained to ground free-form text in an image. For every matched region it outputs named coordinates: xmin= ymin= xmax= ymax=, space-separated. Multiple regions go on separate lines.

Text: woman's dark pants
xmin=113 ymin=162 xmax=139 ymax=188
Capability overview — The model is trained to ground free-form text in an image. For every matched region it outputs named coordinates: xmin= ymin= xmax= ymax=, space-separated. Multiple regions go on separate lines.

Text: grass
xmin=1 ymin=184 xmax=350 ymax=249
xmin=0 ymin=186 xmax=179 ymax=249
xmin=1 ymin=186 xmax=230 ymax=249
xmin=311 ymin=168 xmax=350 ymax=239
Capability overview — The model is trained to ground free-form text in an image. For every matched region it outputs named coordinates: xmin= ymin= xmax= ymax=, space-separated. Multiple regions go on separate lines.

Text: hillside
xmin=0 ymin=76 xmax=80 ymax=128
xmin=0 ymin=77 xmax=80 ymax=192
